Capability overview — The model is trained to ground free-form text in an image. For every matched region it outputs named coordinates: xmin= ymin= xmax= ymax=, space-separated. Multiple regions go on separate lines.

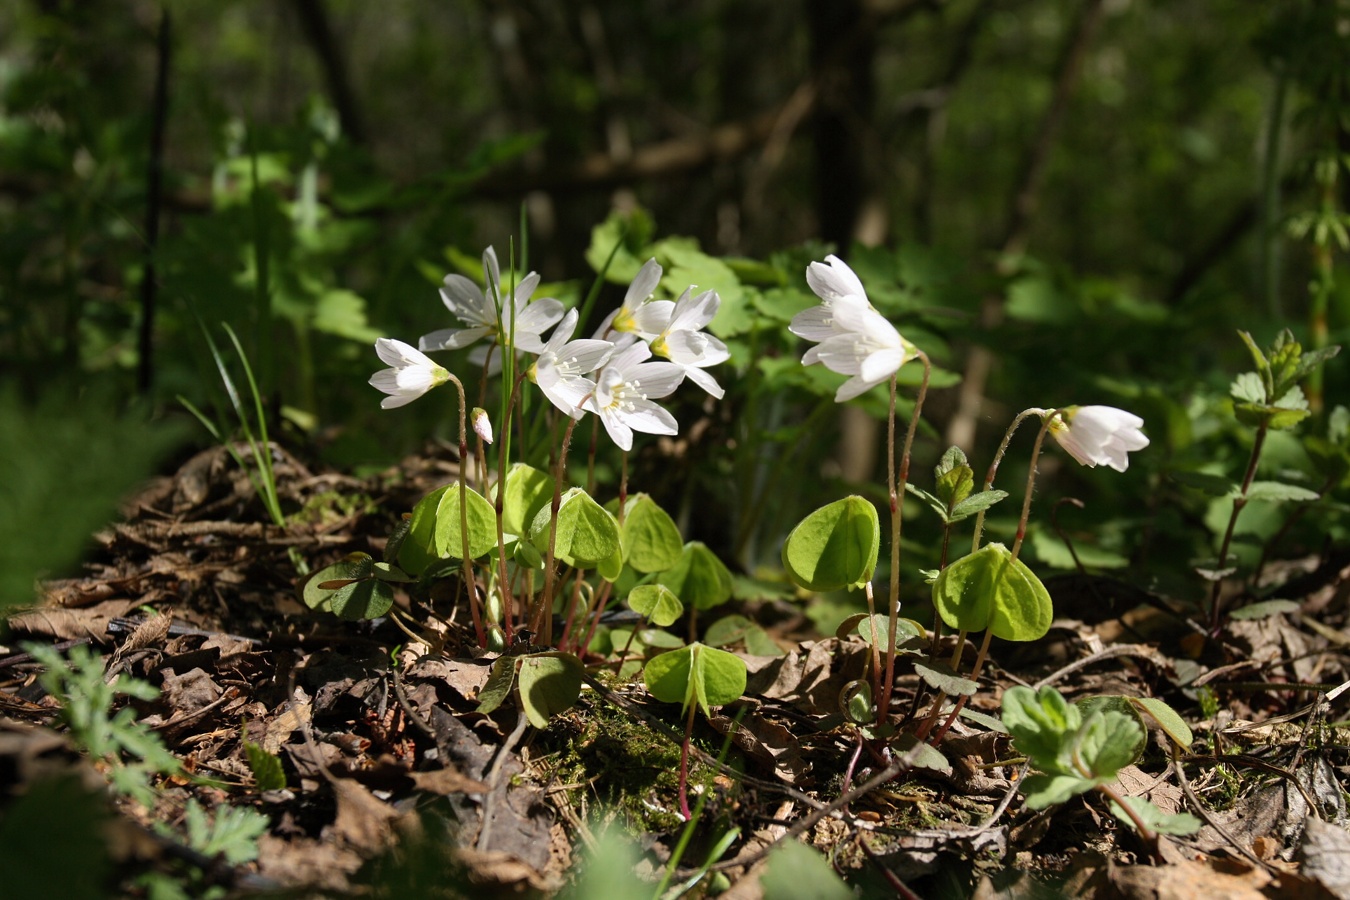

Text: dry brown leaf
xmin=409 ymin=765 xmax=488 ymax=796
xmin=7 ymin=598 xmax=138 ymax=641
xmin=1300 ymin=817 xmax=1350 ymax=899
xmin=331 ymin=777 xmax=400 ymax=852
xmin=1112 ymin=857 xmax=1271 ymax=900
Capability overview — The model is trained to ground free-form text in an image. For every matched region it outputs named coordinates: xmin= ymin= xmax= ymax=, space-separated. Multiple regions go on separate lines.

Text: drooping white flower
xmin=369 ymin=339 xmax=451 ymax=409
xmin=586 ymin=339 xmax=685 ymax=451
xmin=640 ymin=287 xmax=729 ymax=399
xmin=791 ymin=256 xmax=909 ymax=402
xmin=419 ymin=246 xmax=564 ymax=359
xmin=1046 ymin=405 xmax=1149 ymax=472
xmin=592 ymin=257 xmax=671 ymax=340
xmin=528 ymin=309 xmax=616 ymax=419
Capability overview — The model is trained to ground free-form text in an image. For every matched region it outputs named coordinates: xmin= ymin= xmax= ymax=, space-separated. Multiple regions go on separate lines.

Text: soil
xmin=3 ymin=442 xmax=1350 ymax=898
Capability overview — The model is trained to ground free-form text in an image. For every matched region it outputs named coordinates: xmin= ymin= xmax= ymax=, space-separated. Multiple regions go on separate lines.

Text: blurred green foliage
xmin=0 ymin=0 xmax=1347 ymax=607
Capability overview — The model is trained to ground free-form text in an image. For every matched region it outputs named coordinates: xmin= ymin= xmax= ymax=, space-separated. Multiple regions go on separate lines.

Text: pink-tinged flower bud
xmin=471 ymin=407 xmax=494 ymax=444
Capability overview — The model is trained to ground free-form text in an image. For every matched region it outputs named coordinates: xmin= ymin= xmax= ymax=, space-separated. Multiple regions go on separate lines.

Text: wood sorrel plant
xmin=303 ymin=243 xmax=745 ymax=733
xmin=781 ymin=254 xmax=1151 ymax=756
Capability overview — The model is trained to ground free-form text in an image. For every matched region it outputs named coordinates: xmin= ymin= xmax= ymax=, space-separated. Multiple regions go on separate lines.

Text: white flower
xmin=642 ymin=287 xmax=729 ymax=399
xmin=593 ymin=257 xmax=671 ymax=339
xmin=1047 ymin=405 xmax=1149 ymax=472
xmin=529 ymin=309 xmax=616 ymax=419
xmin=791 ymin=256 xmax=908 ymax=402
xmin=419 ymin=246 xmax=564 ymax=358
xmin=369 ymin=339 xmax=450 ymax=409
xmin=586 ymin=339 xmax=685 ymax=451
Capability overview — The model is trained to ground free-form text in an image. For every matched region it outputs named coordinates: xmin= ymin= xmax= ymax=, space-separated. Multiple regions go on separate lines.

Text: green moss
xmin=290 ymin=490 xmax=376 ymax=526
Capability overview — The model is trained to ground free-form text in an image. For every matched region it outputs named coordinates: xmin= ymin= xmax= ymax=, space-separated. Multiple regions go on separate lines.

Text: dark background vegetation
xmin=2 ymin=0 xmax=1348 ymax=598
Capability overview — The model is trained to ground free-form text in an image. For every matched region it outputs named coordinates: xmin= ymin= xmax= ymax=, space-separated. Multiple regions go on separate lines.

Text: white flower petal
xmin=683 ymin=365 xmax=725 ymax=399
xmin=806 ymin=254 xmax=867 ymax=303
xmin=624 ymin=258 xmax=663 ymax=310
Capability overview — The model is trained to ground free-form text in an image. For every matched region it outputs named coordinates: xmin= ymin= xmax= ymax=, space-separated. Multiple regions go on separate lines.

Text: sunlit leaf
xmin=782 ymin=496 xmax=880 ymax=593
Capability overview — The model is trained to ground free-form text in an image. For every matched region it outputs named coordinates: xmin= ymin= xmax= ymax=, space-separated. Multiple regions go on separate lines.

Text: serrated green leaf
xmin=936 ymin=463 xmax=975 ymax=508
xmin=1002 ymin=685 xmax=1080 ymax=774
xmin=517 ymin=653 xmax=583 ymax=729
xmin=1244 ymin=481 xmax=1320 ymax=502
xmin=1020 ymin=773 xmax=1097 ymax=809
xmin=1230 ymin=372 xmax=1265 ymax=403
xmin=948 ymin=489 xmax=1009 ymax=522
xmin=905 ymin=483 xmax=951 ymax=521
xmin=1108 ymin=796 xmax=1202 ymax=835
xmin=627 ymin=584 xmax=684 ymax=627
xmin=658 ymin=542 xmax=733 ymax=610
xmin=243 ymin=741 xmax=286 ymax=792
xmin=781 ymin=496 xmax=881 ymax=593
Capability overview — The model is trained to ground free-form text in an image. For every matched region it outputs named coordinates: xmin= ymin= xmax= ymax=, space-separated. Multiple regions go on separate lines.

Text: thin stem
xmin=444 ymin=373 xmax=484 ymax=648
xmin=493 ymin=370 xmax=530 ymax=645
xmin=930 ymin=628 xmax=994 ymax=745
xmin=971 ymin=408 xmax=1047 ymax=554
xmin=1010 ymin=411 xmax=1058 ymax=562
xmin=678 ymin=701 xmax=697 ymax=822
xmin=878 ymin=353 xmax=931 ymax=724
xmin=1209 ymin=422 xmax=1270 ymax=629
xmin=536 ymin=416 xmax=582 ymax=644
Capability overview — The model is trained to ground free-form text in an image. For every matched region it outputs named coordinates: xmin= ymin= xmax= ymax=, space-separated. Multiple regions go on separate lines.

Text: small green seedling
xmin=643 ymin=642 xmax=747 ymax=820
xmin=1002 ymin=685 xmax=1199 ymax=844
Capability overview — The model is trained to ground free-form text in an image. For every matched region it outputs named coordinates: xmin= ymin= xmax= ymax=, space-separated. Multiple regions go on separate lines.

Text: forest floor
xmin=3 ymin=443 xmax=1350 ymax=899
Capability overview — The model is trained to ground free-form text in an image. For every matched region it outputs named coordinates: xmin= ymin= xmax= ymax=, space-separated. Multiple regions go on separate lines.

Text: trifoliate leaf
xmin=948 ymin=489 xmax=1009 ymax=522
xmin=433 ymin=482 xmax=498 ymax=560
xmin=932 ymin=543 xmax=1053 ymax=641
xmin=1075 ymin=710 xmax=1143 ymax=780
xmin=626 ymin=584 xmax=684 ymax=627
xmin=913 ymin=660 xmax=979 ymax=696
xmin=658 ymin=542 xmax=733 ymax=611
xmin=500 ymin=463 xmax=554 ymax=537
xmin=643 ymin=642 xmax=746 ymax=717
xmin=530 ymin=488 xmax=621 ymax=567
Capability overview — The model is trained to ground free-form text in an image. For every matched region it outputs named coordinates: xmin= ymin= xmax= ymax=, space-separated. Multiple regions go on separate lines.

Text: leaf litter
xmin=1 ymin=444 xmax=1349 ymax=897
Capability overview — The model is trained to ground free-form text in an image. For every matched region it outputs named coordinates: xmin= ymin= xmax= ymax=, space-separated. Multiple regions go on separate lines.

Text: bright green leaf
xmin=500 ymin=463 xmax=554 ymax=537
xmin=932 ymin=543 xmax=1053 ymax=641
xmin=530 ymin=488 xmax=621 ymax=567
xmin=517 ymin=653 xmax=583 ymax=729
xmin=781 ymin=496 xmax=881 ymax=593
xmin=658 ymin=542 xmax=733 ymax=611
xmin=433 ymin=482 xmax=499 ymax=560
xmin=627 ymin=584 xmax=684 ymax=627
xmin=643 ymin=642 xmax=747 ymax=717
xmin=616 ymin=493 xmax=684 ymax=573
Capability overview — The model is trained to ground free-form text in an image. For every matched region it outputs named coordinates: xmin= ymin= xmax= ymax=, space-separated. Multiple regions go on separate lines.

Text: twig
xmin=1174 ymin=756 xmax=1278 ymax=873
xmin=477 ymin=709 xmax=530 ymax=852
xmin=1031 ymin=644 xmax=1171 ymax=690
